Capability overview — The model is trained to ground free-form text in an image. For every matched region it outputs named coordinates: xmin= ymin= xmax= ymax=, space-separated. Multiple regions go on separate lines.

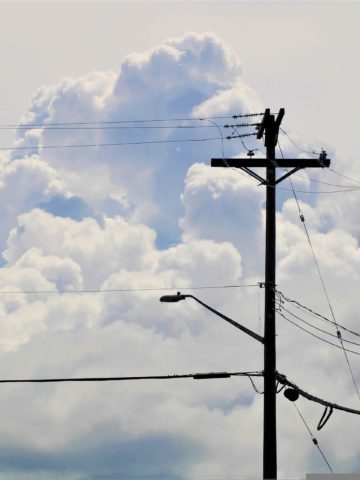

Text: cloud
xmin=0 ymin=31 xmax=359 ymax=479
xmin=180 ymin=163 xmax=264 ymax=275
xmin=9 ymin=32 xmax=261 ymax=251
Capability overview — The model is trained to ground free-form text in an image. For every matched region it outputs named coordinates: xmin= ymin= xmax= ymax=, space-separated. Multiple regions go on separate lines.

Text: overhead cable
xmin=275 ymin=289 xmax=360 ymax=339
xmin=328 ymin=168 xmax=360 ymax=186
xmin=276 ymin=371 xmax=360 ymax=415
xmin=278 ymin=140 xmax=360 ymax=401
xmin=0 ymin=122 xmax=259 ymax=132
xmin=276 ymin=310 xmax=360 ymax=357
xmin=293 ymin=403 xmax=333 ymax=473
xmin=0 ymin=284 xmax=259 ymax=295
xmin=0 ymin=112 xmax=264 ymax=129
xmin=1 ymin=133 xmax=258 ymax=152
xmin=275 ymin=301 xmax=360 ymax=347
xmin=0 ymin=137 xmax=224 ymax=152
xmin=279 ymin=127 xmax=320 ymax=156
xmin=0 ymin=370 xmax=263 ymax=384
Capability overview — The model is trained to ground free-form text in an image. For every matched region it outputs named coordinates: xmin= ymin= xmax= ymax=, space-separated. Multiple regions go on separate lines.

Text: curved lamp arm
xmin=160 ymin=292 xmax=264 ymax=344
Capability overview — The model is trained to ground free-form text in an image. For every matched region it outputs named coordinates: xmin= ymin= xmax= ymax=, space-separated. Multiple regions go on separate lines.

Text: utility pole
xmin=211 ymin=108 xmax=330 ymax=480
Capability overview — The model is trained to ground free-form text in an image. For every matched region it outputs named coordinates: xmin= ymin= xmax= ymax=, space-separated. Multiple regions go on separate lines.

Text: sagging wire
xmin=317 ymin=406 xmax=334 ymax=431
xmin=247 ymin=375 xmax=264 ymax=395
xmin=276 ymin=371 xmax=360 ymax=415
xmin=202 ymin=119 xmax=226 ymax=163
xmin=274 ymin=300 xmax=360 ymax=348
xmin=328 ymin=168 xmax=360 ymax=186
xmin=275 ymin=308 xmax=360 ymax=357
xmin=279 ymin=127 xmax=320 ymax=156
xmin=1 ymin=113 xmax=265 ymax=129
xmin=277 ymin=139 xmax=360 ymax=402
xmin=275 ymin=290 xmax=360 ymax=339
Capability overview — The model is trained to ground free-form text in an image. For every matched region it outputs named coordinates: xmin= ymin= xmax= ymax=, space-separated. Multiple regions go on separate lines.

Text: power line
xmin=278 ymin=140 xmax=360 ymax=400
xmin=0 ymin=113 xmax=264 ymax=129
xmin=0 ymin=137 xmax=223 ymax=152
xmin=279 ymin=167 xmax=359 ymax=190
xmin=0 ymin=284 xmax=259 ymax=295
xmin=276 ymin=371 xmax=360 ymax=415
xmin=279 ymin=128 xmax=360 ymax=189
xmin=0 ymin=122 xmax=259 ymax=132
xmin=293 ymin=403 xmax=333 ymax=473
xmin=279 ymin=127 xmax=320 ymax=156
xmin=328 ymin=167 xmax=360 ymax=186
xmin=275 ymin=301 xmax=360 ymax=347
xmin=1 ymin=133 xmax=258 ymax=152
xmin=275 ymin=289 xmax=360 ymax=339
xmin=274 ymin=185 xmax=360 ymax=194
xmin=278 ymin=129 xmax=360 ymax=189
xmin=276 ymin=310 xmax=360 ymax=357
xmin=0 ymin=370 xmax=263 ymax=384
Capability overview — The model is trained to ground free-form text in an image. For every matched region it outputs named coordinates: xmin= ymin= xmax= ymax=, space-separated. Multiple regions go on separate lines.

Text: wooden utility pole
xmin=211 ymin=108 xmax=330 ymax=479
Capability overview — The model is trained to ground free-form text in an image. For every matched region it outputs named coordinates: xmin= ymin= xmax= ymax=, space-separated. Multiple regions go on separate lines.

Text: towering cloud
xmin=0 ymin=32 xmax=359 ymax=479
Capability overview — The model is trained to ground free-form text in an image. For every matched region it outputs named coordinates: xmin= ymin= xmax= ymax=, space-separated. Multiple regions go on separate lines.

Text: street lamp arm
xmin=184 ymin=295 xmax=264 ymax=344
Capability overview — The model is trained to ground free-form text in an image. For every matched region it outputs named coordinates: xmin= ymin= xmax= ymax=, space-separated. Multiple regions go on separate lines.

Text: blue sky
xmin=0 ymin=2 xmax=360 ymax=479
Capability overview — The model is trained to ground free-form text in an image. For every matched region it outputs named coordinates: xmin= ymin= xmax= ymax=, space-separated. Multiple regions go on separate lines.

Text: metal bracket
xmin=240 ymin=166 xmax=266 ymax=185
xmin=275 ymin=167 xmax=304 ymax=185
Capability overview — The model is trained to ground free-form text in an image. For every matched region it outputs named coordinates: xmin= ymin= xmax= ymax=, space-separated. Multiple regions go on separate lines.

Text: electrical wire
xmin=203 ymin=119 xmax=226 ymax=161
xmin=0 ymin=370 xmax=263 ymax=384
xmin=279 ymin=127 xmax=320 ymax=156
xmin=274 ymin=185 xmax=360 ymax=194
xmin=276 ymin=372 xmax=360 ymax=415
xmin=0 ymin=123 xmax=260 ymax=132
xmin=293 ymin=402 xmax=333 ymax=473
xmin=279 ymin=129 xmax=360 ymax=189
xmin=1 ymin=132 xmax=258 ymax=152
xmin=2 ymin=125 xmax=220 ymax=131
xmin=275 ymin=301 xmax=360 ymax=347
xmin=278 ymin=139 xmax=360 ymax=400
xmin=275 ymin=289 xmax=360 ymax=339
xmin=279 ymin=168 xmax=359 ymax=190
xmin=0 ymin=284 xmax=259 ymax=295
xmin=0 ymin=113 xmax=264 ymax=129
xmin=328 ymin=167 xmax=360 ymax=186
xmin=247 ymin=375 xmax=264 ymax=394
xmin=0 ymin=137 xmax=224 ymax=152
xmin=276 ymin=310 xmax=360 ymax=357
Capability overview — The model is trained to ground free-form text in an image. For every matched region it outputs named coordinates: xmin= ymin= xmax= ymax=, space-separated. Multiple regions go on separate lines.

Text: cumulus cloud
xmin=9 ymin=32 xmax=261 ymax=251
xmin=0 ymin=31 xmax=359 ymax=479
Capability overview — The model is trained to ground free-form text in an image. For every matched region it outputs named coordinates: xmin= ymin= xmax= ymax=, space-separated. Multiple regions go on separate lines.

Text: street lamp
xmin=160 ymin=292 xmax=264 ymax=344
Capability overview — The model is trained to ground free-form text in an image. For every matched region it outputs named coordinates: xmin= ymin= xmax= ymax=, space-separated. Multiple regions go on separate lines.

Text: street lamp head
xmin=159 ymin=292 xmax=186 ymax=303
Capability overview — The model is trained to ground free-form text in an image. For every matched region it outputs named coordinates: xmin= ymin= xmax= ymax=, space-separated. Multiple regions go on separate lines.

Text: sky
xmin=0 ymin=1 xmax=360 ymax=479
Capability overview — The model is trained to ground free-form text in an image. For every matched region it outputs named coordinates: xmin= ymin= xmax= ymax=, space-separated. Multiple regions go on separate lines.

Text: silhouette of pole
xmin=263 ymin=111 xmax=280 ymax=480
xmin=211 ymin=107 xmax=330 ymax=479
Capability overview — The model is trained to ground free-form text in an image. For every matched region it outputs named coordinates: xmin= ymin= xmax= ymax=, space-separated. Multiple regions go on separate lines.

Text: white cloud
xmin=0 ymin=30 xmax=359 ymax=479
